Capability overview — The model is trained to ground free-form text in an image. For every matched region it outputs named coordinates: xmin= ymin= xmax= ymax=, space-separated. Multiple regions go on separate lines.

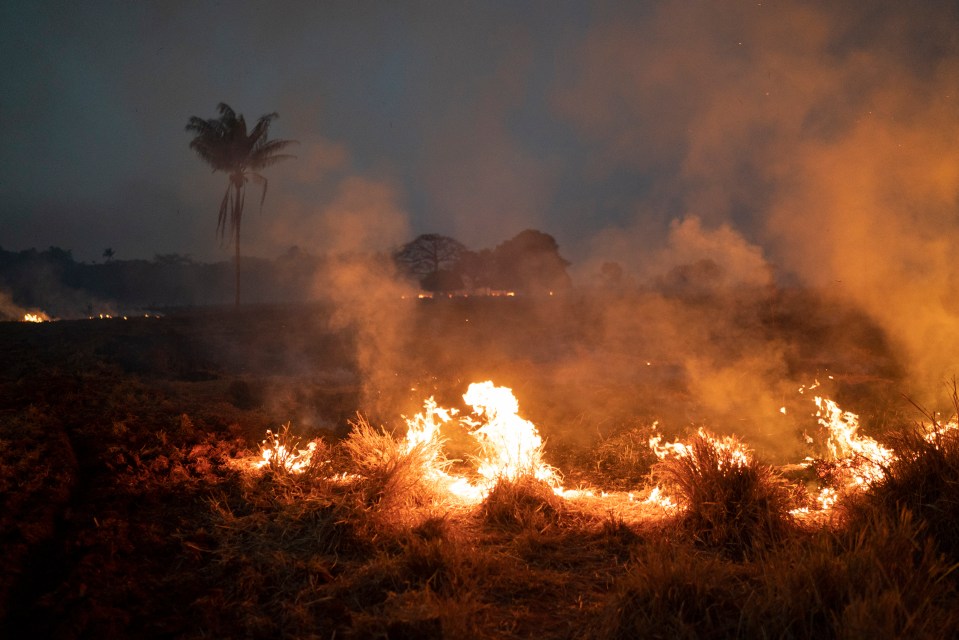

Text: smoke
xmin=556 ymin=0 xmax=959 ymax=404
xmin=306 ymin=175 xmax=418 ymax=417
xmin=0 ymin=289 xmax=29 ymax=321
xmin=421 ymin=38 xmax=560 ymax=249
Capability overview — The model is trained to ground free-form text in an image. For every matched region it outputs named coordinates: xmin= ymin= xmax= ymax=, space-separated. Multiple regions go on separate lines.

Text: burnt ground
xmin=0 ymin=291 xmax=927 ymax=638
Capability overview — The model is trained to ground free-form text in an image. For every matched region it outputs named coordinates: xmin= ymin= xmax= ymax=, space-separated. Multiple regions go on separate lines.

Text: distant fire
xmin=23 ymin=312 xmax=51 ymax=323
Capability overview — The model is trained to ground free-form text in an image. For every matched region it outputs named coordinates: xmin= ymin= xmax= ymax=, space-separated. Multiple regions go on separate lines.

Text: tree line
xmin=393 ymin=229 xmax=571 ymax=296
xmin=0 ymin=230 xmax=574 ymax=318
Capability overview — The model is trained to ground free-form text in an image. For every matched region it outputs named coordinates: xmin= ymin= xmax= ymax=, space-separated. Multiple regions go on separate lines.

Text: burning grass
xmin=843 ymin=420 xmax=959 ymax=564
xmin=6 ymin=305 xmax=959 ymax=638
xmin=653 ymin=430 xmax=799 ymax=557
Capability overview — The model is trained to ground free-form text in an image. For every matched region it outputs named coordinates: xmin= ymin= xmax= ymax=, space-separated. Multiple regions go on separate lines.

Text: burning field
xmin=3 ymin=290 xmax=959 ymax=639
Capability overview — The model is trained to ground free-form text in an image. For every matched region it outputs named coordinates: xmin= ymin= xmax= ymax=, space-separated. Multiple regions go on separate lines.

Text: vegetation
xmin=186 ymin=103 xmax=297 ymax=306
xmin=2 ymin=295 xmax=955 ymax=638
xmin=654 ymin=431 xmax=799 ymax=557
xmin=393 ymin=229 xmax=572 ymax=295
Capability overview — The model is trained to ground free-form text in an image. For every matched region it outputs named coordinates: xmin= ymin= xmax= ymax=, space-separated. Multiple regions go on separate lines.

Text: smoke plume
xmin=557 ymin=0 xmax=959 ymax=404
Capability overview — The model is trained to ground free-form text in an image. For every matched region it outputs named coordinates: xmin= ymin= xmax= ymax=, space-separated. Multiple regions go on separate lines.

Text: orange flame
xmin=813 ymin=396 xmax=893 ymax=488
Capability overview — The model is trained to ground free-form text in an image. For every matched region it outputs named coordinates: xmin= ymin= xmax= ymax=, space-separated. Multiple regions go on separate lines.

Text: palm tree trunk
xmin=234 ymin=182 xmax=243 ymax=307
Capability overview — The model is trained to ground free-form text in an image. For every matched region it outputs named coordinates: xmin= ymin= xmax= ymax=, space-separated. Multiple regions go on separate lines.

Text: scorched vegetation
xmin=3 ymin=297 xmax=959 ymax=639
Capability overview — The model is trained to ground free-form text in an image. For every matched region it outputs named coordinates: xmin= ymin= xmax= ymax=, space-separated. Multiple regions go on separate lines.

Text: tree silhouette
xmin=394 ymin=233 xmax=467 ymax=278
xmin=394 ymin=233 xmax=469 ymax=292
xmin=186 ymin=103 xmax=296 ymax=306
xmin=491 ymin=229 xmax=571 ymax=295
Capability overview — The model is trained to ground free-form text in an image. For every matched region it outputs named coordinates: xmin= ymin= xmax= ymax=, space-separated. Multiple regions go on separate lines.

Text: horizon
xmin=4 ymin=1 xmax=959 ymax=389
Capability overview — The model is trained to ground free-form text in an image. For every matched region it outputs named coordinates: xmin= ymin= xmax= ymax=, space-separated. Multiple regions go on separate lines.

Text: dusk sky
xmin=3 ymin=1 xmax=959 ymax=286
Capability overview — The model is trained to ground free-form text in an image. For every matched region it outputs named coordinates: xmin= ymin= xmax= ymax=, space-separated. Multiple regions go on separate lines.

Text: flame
xmin=247 ymin=379 xmax=951 ymax=521
xmin=813 ymin=396 xmax=894 ymax=488
xmin=397 ymin=381 xmax=559 ymax=503
xmin=461 ymin=381 xmax=559 ymax=487
xmin=649 ymin=427 xmax=751 ymax=469
xmin=642 ymin=485 xmax=678 ymax=511
xmin=254 ymin=426 xmax=318 ymax=474
xmin=23 ymin=312 xmax=50 ymax=323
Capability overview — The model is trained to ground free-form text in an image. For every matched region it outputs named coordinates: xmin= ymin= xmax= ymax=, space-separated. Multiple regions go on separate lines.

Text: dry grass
xmin=845 ymin=423 xmax=959 ymax=564
xmin=338 ymin=414 xmax=446 ymax=513
xmin=481 ymin=476 xmax=566 ymax=531
xmin=590 ymin=425 xmax=659 ymax=490
xmin=744 ymin=507 xmax=959 ymax=639
xmin=5 ymin=302 xmax=959 ymax=638
xmin=594 ymin=542 xmax=748 ymax=640
xmin=654 ymin=431 xmax=798 ymax=557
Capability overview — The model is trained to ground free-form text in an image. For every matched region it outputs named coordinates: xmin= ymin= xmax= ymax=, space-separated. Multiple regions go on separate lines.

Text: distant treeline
xmin=0 ymin=229 xmax=577 ymax=318
xmin=0 ymin=246 xmax=323 ymax=316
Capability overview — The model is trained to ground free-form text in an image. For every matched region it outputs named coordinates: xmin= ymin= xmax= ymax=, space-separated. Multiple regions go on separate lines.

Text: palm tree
xmin=186 ymin=103 xmax=296 ymax=306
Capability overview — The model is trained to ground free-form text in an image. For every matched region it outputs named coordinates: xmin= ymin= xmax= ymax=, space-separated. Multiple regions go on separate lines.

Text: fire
xmin=649 ymin=427 xmax=751 ymax=469
xmin=251 ymin=381 xmax=559 ymax=504
xmin=461 ymin=381 xmax=558 ymax=487
xmin=644 ymin=427 xmax=754 ymax=512
xmin=812 ymin=396 xmax=894 ymax=488
xmin=642 ymin=485 xmax=678 ymax=511
xmin=398 ymin=381 xmax=560 ymax=503
xmin=248 ymin=377 xmax=945 ymax=521
xmin=23 ymin=312 xmax=50 ymax=323
xmin=254 ymin=425 xmax=319 ymax=474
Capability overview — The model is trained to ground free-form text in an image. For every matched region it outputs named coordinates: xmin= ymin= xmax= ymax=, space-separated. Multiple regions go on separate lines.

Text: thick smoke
xmin=557 ymin=0 xmax=959 ymax=405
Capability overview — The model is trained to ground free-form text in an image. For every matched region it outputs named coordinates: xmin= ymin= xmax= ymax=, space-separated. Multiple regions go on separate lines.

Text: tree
xmin=102 ymin=247 xmax=115 ymax=262
xmin=491 ymin=229 xmax=571 ymax=295
xmin=186 ymin=103 xmax=296 ymax=306
xmin=455 ymin=248 xmax=496 ymax=290
xmin=394 ymin=233 xmax=467 ymax=291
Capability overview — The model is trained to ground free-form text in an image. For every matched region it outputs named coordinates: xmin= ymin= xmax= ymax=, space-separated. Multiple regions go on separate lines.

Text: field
xmin=2 ymin=291 xmax=958 ymax=639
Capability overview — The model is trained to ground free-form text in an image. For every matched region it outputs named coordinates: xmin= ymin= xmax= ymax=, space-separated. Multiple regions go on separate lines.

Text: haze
xmin=4 ymin=1 xmax=959 ymax=392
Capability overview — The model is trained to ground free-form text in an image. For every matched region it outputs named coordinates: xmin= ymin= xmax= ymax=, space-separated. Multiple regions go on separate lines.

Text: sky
xmin=6 ymin=1 xmax=959 ymax=397
xmin=2 ymin=2 xmax=959 ymax=277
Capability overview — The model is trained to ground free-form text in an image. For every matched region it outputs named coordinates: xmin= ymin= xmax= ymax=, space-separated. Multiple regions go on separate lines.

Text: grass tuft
xmin=846 ymin=422 xmax=959 ymax=563
xmin=339 ymin=414 xmax=445 ymax=513
xmin=654 ymin=430 xmax=797 ymax=557
xmin=590 ymin=425 xmax=659 ymax=490
xmin=593 ymin=543 xmax=747 ymax=640
xmin=481 ymin=476 xmax=565 ymax=531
